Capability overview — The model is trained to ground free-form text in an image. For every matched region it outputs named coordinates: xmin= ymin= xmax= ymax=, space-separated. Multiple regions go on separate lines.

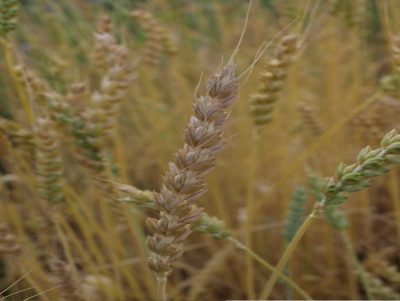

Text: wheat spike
xmin=319 ymin=129 xmax=400 ymax=208
xmin=35 ymin=117 xmax=64 ymax=204
xmin=132 ymin=9 xmax=177 ymax=66
xmin=0 ymin=0 xmax=19 ymax=37
xmin=91 ymin=16 xmax=136 ymax=146
xmin=249 ymin=34 xmax=299 ymax=127
xmin=283 ymin=186 xmax=308 ymax=242
xmin=147 ymin=63 xmax=238 ymax=275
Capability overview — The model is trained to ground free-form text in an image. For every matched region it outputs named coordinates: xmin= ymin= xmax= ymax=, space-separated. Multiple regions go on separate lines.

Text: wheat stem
xmin=156 ymin=273 xmax=168 ymax=301
xmin=228 ymin=237 xmax=312 ymax=300
xmin=244 ymin=129 xmax=259 ymax=299
xmin=260 ymin=208 xmax=318 ymax=299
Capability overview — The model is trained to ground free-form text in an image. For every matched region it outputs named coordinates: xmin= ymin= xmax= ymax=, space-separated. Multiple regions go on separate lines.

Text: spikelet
xmin=117 ymin=184 xmax=232 ymax=239
xmin=132 ymin=9 xmax=177 ymax=66
xmin=146 ymin=63 xmax=238 ymax=275
xmin=298 ymin=102 xmax=324 ymax=136
xmin=116 ymin=184 xmax=232 ymax=239
xmin=391 ymin=35 xmax=400 ymax=76
xmin=0 ymin=223 xmax=21 ymax=255
xmin=35 ymin=117 xmax=64 ymax=204
xmin=0 ymin=0 xmax=19 ymax=37
xmin=283 ymin=186 xmax=308 ymax=242
xmin=249 ymin=34 xmax=299 ymax=127
xmin=50 ymin=259 xmax=83 ymax=301
xmin=116 ymin=183 xmax=155 ymax=209
xmin=0 ymin=117 xmax=35 ymax=157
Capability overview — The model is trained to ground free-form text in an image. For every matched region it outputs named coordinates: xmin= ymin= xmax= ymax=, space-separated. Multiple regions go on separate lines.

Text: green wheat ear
xmin=0 ymin=0 xmax=19 ymax=37
xmin=319 ymin=129 xmax=400 ymax=209
xmin=283 ymin=186 xmax=308 ymax=242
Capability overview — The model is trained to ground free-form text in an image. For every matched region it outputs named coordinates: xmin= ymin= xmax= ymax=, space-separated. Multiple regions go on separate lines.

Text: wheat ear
xmin=249 ymin=34 xmax=299 ymax=127
xmin=132 ymin=9 xmax=177 ymax=66
xmin=0 ymin=0 xmax=19 ymax=37
xmin=146 ymin=63 xmax=238 ymax=299
xmin=35 ymin=117 xmax=64 ymax=204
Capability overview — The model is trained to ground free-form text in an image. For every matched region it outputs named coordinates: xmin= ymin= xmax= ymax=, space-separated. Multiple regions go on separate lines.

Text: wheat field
xmin=0 ymin=0 xmax=400 ymax=300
